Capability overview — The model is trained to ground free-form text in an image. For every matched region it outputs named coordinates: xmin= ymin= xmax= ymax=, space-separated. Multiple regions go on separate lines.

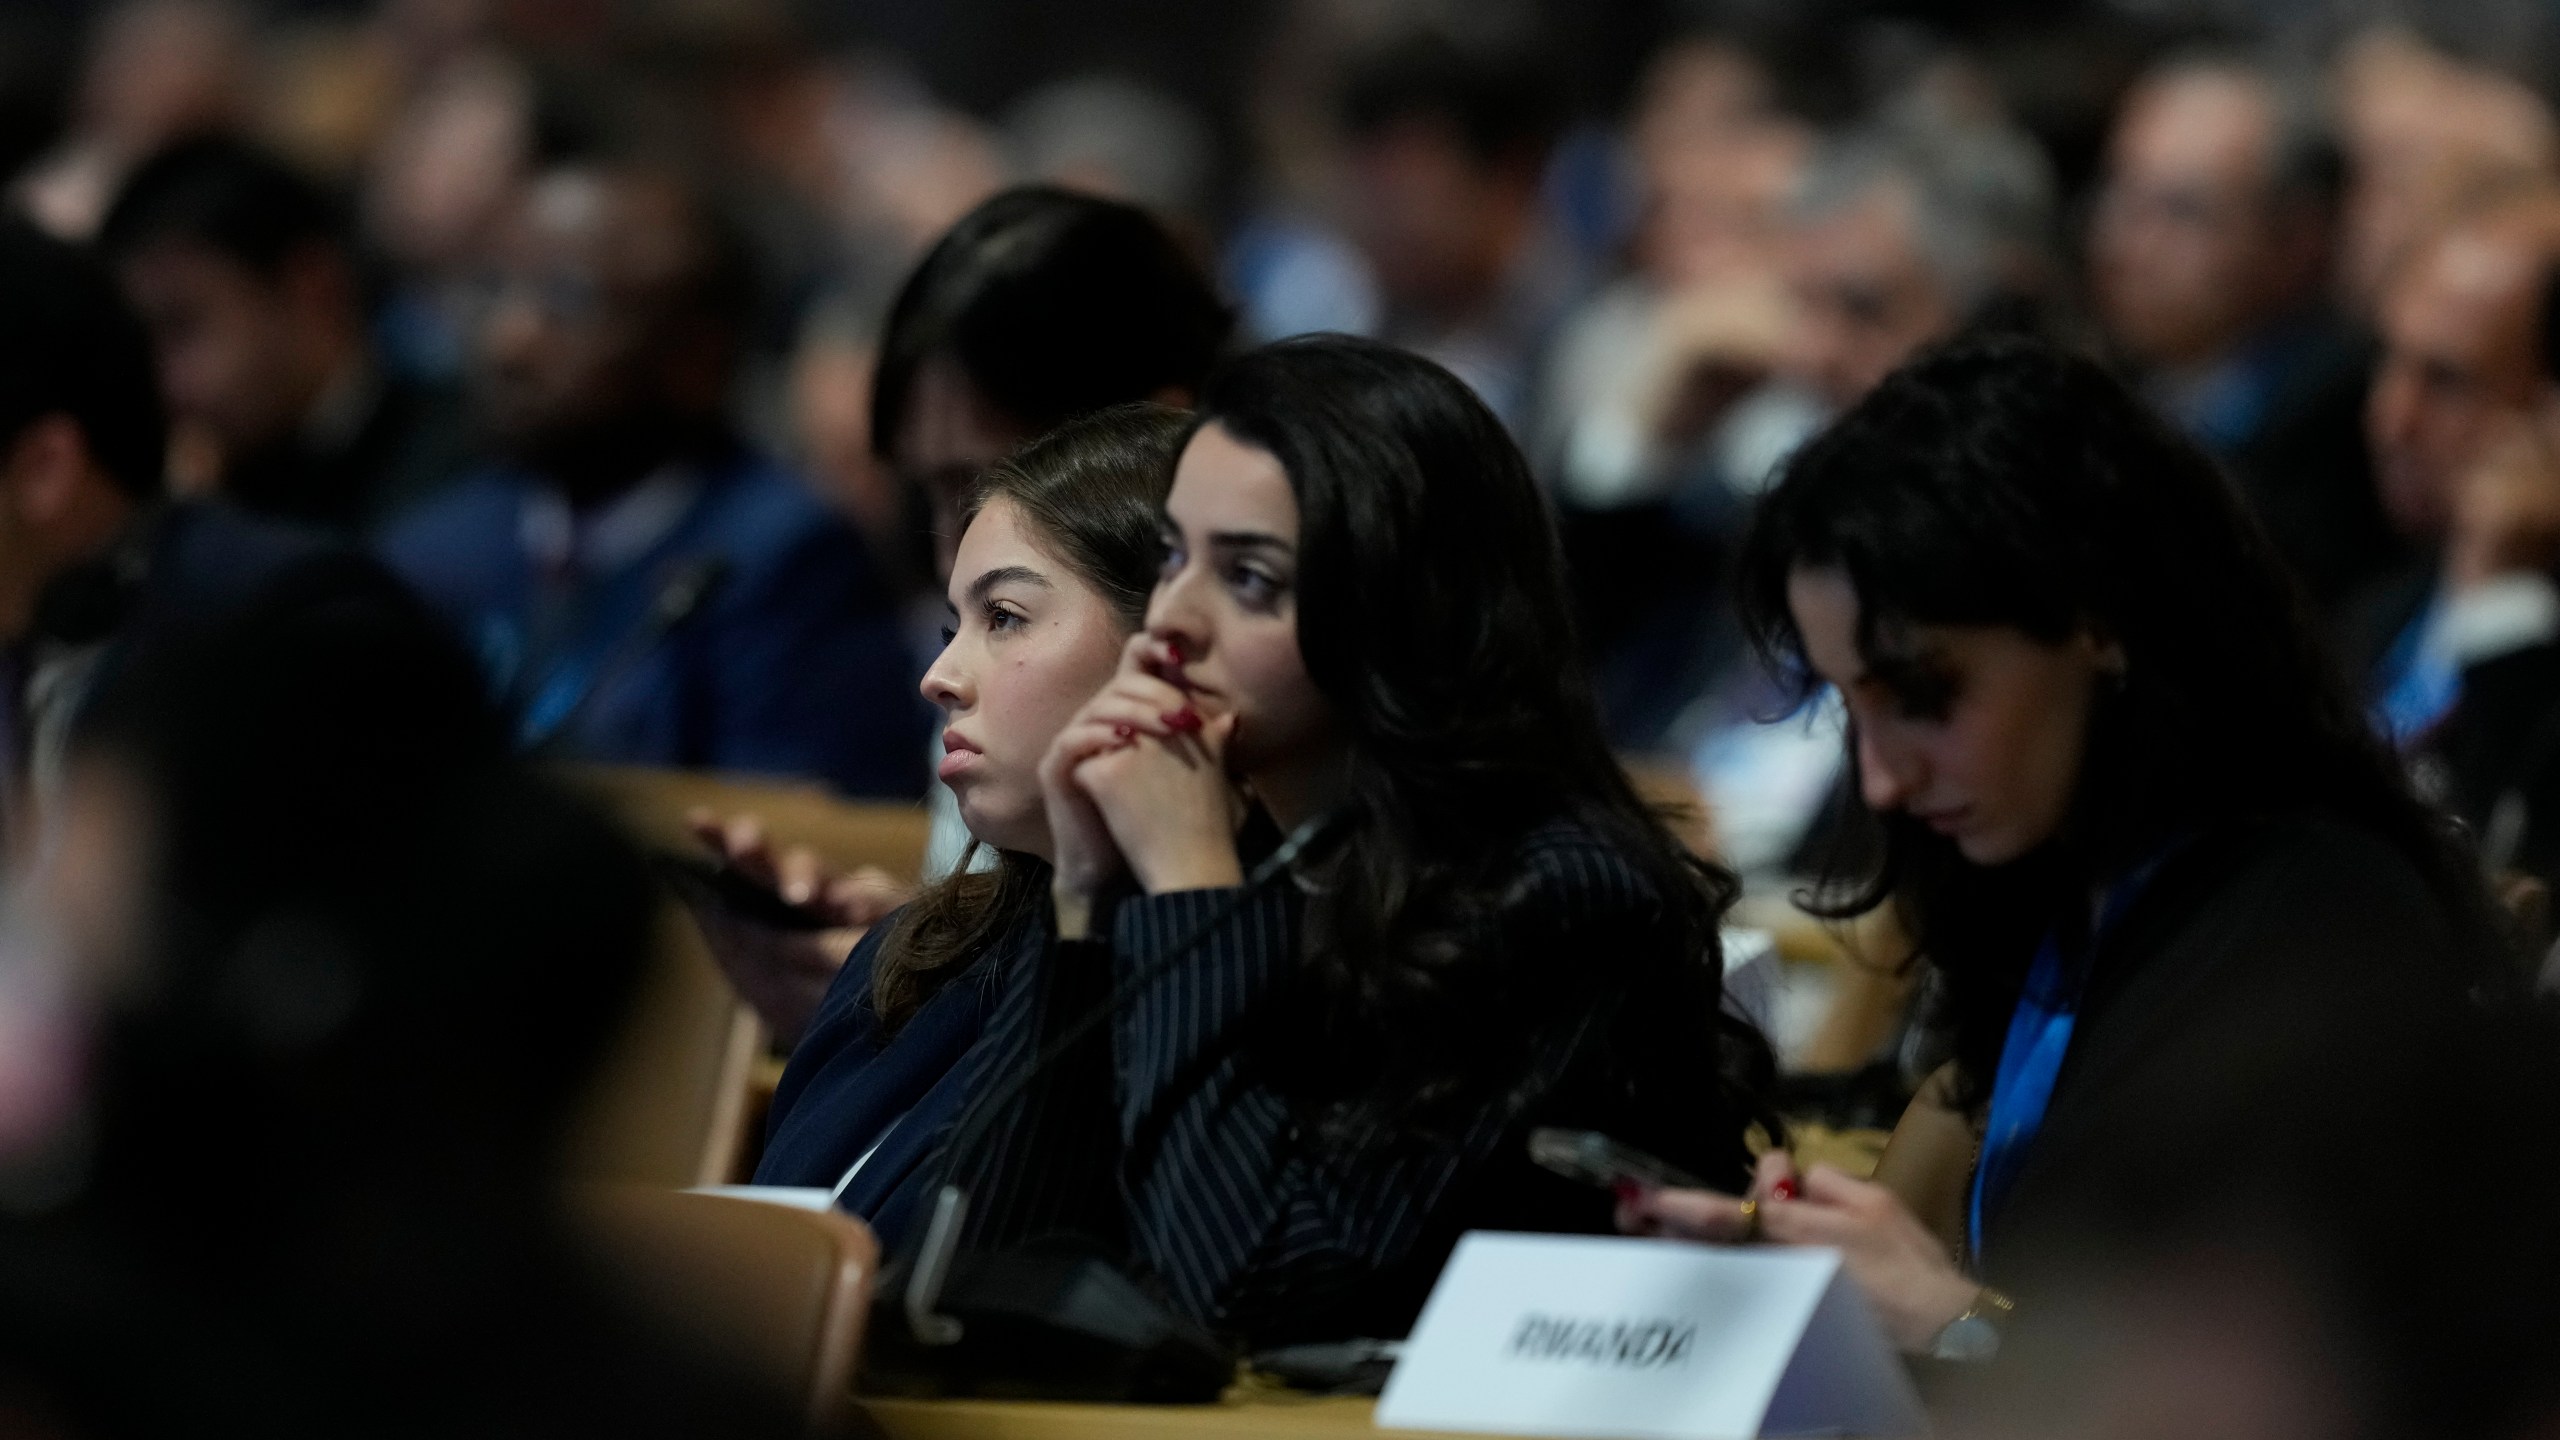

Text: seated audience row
xmin=765 ymin=339 xmax=1770 ymax=1345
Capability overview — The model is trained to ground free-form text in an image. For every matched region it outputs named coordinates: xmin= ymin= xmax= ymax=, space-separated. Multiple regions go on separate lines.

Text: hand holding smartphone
xmin=650 ymin=851 xmax=840 ymax=932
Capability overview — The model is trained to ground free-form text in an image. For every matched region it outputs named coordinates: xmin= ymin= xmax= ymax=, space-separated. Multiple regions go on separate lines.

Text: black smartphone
xmin=1526 ymin=1127 xmax=1707 ymax=1191
xmin=650 ymin=850 xmax=839 ymax=932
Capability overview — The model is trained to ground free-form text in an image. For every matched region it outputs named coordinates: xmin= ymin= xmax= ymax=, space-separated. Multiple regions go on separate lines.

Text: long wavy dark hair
xmin=869 ymin=403 xmax=1188 ymax=1030
xmin=1733 ymin=335 xmax=2503 ymax=1107
xmin=1194 ymin=335 xmax=1772 ymax=1174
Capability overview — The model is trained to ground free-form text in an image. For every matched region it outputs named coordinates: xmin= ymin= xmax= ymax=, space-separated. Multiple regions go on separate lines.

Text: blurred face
xmin=893 ymin=356 xmax=1034 ymax=582
xmin=921 ymin=498 xmax=1129 ymax=858
xmin=0 ymin=757 xmax=150 ymax=1164
xmin=1790 ymin=567 xmax=2113 ymax=866
xmin=118 ymin=241 xmax=347 ymax=460
xmin=2367 ymin=222 xmax=2549 ymax=540
xmin=2090 ymin=72 xmax=2300 ymax=368
xmin=1783 ymin=184 xmax=1959 ymax=412
xmin=475 ymin=170 xmax=725 ymax=471
xmin=1343 ymin=118 xmax=1532 ymax=319
xmin=1149 ymin=425 xmax=1337 ymax=803
xmin=1638 ymin=122 xmax=1806 ymax=291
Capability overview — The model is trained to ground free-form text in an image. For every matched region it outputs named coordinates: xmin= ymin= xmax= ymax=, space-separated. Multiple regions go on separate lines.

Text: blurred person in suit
xmin=2359 ymin=235 xmax=2560 ymax=904
xmin=1327 ymin=29 xmax=1577 ymax=433
xmin=381 ymin=158 xmax=929 ymax=798
xmin=2350 ymin=187 xmax=2560 ymax=761
xmin=0 ymin=217 xmax=391 ymax=843
xmin=2090 ymin=50 xmax=2402 ymax=615
xmin=99 ymin=136 xmax=471 ymax=534
xmin=0 ymin=579 xmax=803 ymax=1439
xmin=1536 ymin=35 xmax=1815 ymax=752
xmin=1669 ymin=117 xmax=2061 ymax=877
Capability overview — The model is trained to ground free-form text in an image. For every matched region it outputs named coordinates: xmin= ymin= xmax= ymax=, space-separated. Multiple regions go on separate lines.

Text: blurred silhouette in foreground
xmin=0 ymin=580 xmax=801 ymax=1438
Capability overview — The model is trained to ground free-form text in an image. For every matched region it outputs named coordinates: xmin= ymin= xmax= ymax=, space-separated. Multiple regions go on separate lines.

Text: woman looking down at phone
xmin=948 ymin=335 xmax=1772 ymax=1346
xmin=749 ymin=405 xmax=1184 ymax=1248
xmin=1620 ymin=338 xmax=2525 ymax=1370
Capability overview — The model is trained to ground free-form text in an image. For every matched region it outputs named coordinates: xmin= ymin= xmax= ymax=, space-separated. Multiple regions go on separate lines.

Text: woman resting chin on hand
xmin=1620 ymin=1153 xmax=1983 ymax=1353
xmin=973 ymin=337 xmax=1763 ymax=1350
xmin=1042 ymin=631 xmax=1246 ymax=934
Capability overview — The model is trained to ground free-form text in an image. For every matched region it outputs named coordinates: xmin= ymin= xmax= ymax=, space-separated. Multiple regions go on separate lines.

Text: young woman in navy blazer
xmin=752 ymin=405 xmax=1187 ymax=1247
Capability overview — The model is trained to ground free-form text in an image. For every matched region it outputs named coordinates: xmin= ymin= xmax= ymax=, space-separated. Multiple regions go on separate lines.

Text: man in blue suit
xmin=382 ymin=161 xmax=927 ymax=797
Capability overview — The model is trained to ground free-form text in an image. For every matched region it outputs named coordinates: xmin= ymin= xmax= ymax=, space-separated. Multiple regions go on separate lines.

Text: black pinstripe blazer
xmin=941 ymin=816 xmax=1747 ymax=1347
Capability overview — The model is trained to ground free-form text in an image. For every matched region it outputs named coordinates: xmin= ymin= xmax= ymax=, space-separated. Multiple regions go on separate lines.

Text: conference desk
xmin=861 ymin=1394 xmax=1483 ymax=1439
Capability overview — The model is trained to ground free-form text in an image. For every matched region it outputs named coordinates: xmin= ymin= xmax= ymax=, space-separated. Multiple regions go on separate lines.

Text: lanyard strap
xmin=1966 ymin=846 xmax=2182 ymax=1264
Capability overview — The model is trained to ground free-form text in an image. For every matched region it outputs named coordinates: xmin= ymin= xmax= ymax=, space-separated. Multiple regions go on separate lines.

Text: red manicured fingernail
xmin=1612 ymin=1178 xmax=1644 ymax=1204
xmin=1165 ymin=708 xmax=1201 ymax=732
xmin=1772 ymin=1178 xmax=1799 ymax=1201
xmin=1112 ymin=723 xmax=1134 ymax=740
xmin=1164 ymin=637 xmax=1187 ymax=663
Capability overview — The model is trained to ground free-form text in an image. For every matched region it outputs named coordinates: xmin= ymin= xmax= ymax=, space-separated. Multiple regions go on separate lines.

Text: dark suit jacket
xmin=946 ymin=817 xmax=1751 ymax=1347
xmin=1981 ymin=811 xmax=2476 ymax=1277
xmin=379 ymin=447 xmax=930 ymax=797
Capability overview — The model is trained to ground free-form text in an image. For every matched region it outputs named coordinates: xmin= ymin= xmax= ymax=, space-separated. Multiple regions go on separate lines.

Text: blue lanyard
xmin=1966 ymin=849 xmax=2178 ymax=1264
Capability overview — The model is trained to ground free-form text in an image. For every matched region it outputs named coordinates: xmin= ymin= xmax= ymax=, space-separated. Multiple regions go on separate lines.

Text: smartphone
xmin=1527 ymin=1127 xmax=1707 ymax=1192
xmin=651 ymin=850 xmax=839 ymax=932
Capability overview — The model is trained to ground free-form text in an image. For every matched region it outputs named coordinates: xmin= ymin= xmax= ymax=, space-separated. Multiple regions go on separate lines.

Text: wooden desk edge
xmin=859 ymin=1395 xmax=1488 ymax=1439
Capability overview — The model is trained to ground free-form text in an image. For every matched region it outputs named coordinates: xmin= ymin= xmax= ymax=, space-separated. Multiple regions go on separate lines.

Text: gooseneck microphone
xmin=522 ymin=554 xmax=731 ymax=755
xmin=866 ymin=809 xmax=1347 ymax=1400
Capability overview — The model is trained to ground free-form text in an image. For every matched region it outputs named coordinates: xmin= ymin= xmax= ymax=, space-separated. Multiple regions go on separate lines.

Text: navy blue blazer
xmin=755 ymin=907 xmax=1045 ymax=1251
xmin=378 ymin=448 xmax=929 ymax=797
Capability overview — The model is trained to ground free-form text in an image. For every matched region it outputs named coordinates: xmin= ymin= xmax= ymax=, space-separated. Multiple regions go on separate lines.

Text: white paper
xmin=1376 ymin=1233 xmax=1927 ymax=1440
xmin=682 ymin=1184 xmax=838 ymax=1212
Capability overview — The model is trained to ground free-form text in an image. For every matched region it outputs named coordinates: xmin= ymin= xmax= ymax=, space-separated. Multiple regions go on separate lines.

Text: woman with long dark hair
xmin=751 ymin=405 xmax=1187 ymax=1249
xmin=1621 ymin=336 xmax=2526 ymax=1371
xmin=977 ymin=334 xmax=1769 ymax=1345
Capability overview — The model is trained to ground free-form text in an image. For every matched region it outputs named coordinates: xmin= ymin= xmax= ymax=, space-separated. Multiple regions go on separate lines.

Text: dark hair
xmin=1735 ymin=335 xmax=2498 ymax=1105
xmin=869 ymin=186 xmax=1230 ymax=461
xmin=1195 ymin=335 xmax=1766 ymax=1162
xmin=0 ymin=219 xmax=165 ymax=501
xmin=868 ymin=404 xmax=1190 ymax=1030
xmin=1336 ymin=30 xmax=1564 ymax=167
xmin=98 ymin=135 xmax=349 ymax=278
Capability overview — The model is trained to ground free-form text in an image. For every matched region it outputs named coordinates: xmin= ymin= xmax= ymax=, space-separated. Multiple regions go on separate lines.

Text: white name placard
xmin=1376 ymin=1233 xmax=1927 ymax=1439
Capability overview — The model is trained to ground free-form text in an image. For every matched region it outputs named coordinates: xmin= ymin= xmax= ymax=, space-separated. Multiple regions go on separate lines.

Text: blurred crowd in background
xmin=12 ymin=0 xmax=2560 ymax=879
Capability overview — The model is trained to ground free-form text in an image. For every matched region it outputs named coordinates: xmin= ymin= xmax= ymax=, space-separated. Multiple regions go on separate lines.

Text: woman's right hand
xmin=1619 ymin=1150 xmax=1979 ymax=1353
xmin=682 ymin=810 xmax=908 ymax=1047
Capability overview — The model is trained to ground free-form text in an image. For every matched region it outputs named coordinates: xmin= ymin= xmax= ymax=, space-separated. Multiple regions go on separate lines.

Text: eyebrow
xmin=1205 ymin=529 xmax=1295 ymax=555
xmin=954 ymin=564 xmax=1051 ymax=610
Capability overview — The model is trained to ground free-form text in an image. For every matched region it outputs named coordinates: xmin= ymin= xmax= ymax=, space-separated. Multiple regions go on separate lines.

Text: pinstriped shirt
xmin=947 ymin=817 xmax=1747 ymax=1346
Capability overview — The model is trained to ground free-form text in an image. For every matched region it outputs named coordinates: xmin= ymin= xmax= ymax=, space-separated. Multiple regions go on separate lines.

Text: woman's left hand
xmin=1618 ymin=1153 xmax=1980 ymax=1353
